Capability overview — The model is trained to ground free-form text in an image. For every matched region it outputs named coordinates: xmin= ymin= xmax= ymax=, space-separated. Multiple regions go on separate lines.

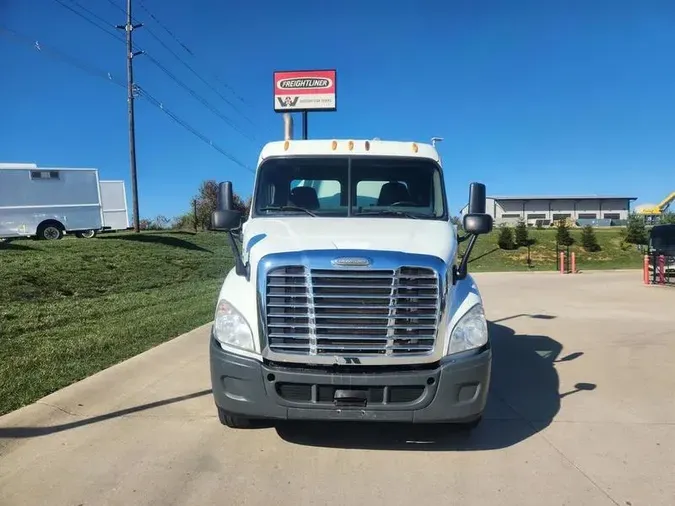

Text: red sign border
xmin=273 ymin=68 xmax=337 ymax=113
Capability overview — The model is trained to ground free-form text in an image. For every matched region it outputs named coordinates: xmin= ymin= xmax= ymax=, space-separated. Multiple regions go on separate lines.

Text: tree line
xmin=139 ymin=180 xmax=250 ymax=231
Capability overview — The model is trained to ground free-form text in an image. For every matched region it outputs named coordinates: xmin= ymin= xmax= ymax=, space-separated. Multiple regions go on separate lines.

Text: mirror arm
xmin=454 ymin=234 xmax=478 ymax=283
xmin=457 ymin=234 xmax=471 ymax=243
xmin=226 ymin=229 xmax=249 ymax=279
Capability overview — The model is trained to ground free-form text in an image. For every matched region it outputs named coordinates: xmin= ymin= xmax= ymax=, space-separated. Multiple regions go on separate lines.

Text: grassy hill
xmin=464 ymin=227 xmax=643 ymax=272
xmin=0 ymin=226 xmax=640 ymax=415
xmin=0 ymin=231 xmax=233 ymax=415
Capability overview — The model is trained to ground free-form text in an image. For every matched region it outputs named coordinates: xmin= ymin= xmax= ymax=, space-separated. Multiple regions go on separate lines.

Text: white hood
xmin=241 ymin=217 xmax=457 ymax=268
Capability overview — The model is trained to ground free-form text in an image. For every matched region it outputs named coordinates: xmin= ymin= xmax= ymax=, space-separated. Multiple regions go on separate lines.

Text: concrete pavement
xmin=1 ymin=270 xmax=673 ymax=505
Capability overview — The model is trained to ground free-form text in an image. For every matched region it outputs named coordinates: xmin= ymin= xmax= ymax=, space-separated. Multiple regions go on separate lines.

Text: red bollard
xmin=571 ymin=252 xmax=576 ymax=274
xmin=643 ymin=255 xmax=650 ymax=285
xmin=559 ymin=252 xmax=566 ymax=274
xmin=658 ymin=255 xmax=666 ymax=285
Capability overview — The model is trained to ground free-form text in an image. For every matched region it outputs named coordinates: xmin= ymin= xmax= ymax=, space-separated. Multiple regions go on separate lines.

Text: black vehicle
xmin=648 ymin=224 xmax=675 ymax=274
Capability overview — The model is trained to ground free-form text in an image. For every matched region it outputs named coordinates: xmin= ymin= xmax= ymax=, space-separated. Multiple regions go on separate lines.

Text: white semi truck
xmin=209 ymin=138 xmax=494 ymax=430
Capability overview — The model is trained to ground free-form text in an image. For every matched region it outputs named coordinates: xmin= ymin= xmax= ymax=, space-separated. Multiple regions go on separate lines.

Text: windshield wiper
xmin=259 ymin=205 xmax=317 ymax=217
xmin=353 ymin=209 xmax=422 ymax=219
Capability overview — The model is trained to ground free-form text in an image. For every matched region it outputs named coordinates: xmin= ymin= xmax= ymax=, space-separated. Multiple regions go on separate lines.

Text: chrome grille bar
xmin=265 ymin=265 xmax=440 ymax=357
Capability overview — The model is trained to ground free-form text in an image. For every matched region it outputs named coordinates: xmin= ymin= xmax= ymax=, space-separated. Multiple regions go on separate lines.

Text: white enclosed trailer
xmin=99 ymin=180 xmax=130 ymax=231
xmin=0 ymin=163 xmax=103 ymax=240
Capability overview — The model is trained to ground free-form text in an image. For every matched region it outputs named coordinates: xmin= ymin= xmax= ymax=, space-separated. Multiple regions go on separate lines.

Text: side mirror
xmin=211 ymin=180 xmax=241 ymax=231
xmin=467 ymin=181 xmax=486 ymax=215
xmin=455 ymin=181 xmax=491 ymax=283
xmin=463 ymin=214 xmax=493 ymax=235
xmin=212 ymin=210 xmax=242 ymax=231
xmin=213 ymin=180 xmax=248 ymax=278
xmin=463 ymin=181 xmax=492 ymax=234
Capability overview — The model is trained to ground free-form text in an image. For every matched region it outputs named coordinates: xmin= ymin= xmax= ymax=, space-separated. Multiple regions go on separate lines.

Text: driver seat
xmin=377 ymin=181 xmax=411 ymax=206
xmin=289 ymin=186 xmax=320 ymax=210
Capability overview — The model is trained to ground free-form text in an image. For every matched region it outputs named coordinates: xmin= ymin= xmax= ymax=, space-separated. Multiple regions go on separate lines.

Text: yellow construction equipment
xmin=636 ymin=192 xmax=675 ymax=216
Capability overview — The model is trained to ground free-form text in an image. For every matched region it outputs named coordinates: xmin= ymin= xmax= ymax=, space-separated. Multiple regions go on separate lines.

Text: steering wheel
xmin=388 ymin=201 xmax=418 ymax=207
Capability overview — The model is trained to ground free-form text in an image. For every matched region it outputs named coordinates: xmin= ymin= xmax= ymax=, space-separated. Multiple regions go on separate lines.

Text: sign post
xmin=273 ymin=69 xmax=337 ymax=140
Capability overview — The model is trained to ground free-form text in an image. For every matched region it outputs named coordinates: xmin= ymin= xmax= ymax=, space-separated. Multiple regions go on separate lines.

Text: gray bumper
xmin=209 ymin=336 xmax=491 ymax=423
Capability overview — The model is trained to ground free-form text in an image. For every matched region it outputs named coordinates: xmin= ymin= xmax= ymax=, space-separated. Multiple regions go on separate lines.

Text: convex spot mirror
xmin=463 ymin=214 xmax=493 ymax=235
xmin=212 ymin=210 xmax=241 ymax=231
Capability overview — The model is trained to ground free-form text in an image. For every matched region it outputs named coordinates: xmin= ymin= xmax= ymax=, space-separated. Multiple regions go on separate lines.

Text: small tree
xmin=556 ymin=220 xmax=575 ymax=247
xmin=580 ymin=225 xmax=601 ymax=252
xmin=660 ymin=212 xmax=675 ymax=225
xmin=624 ymin=213 xmax=648 ymax=245
xmin=497 ymin=225 xmax=516 ymax=250
xmin=515 ymin=219 xmax=530 ymax=247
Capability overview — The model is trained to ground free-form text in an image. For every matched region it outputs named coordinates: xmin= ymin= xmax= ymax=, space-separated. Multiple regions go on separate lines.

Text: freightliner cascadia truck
xmin=208 ymin=134 xmax=494 ymax=431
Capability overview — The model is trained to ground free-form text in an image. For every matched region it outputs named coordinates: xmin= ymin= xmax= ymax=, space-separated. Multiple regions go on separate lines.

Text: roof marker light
xmin=365 ymin=140 xmax=370 ymax=151
xmin=348 ymin=140 xmax=354 ymax=151
xmin=412 ymin=143 xmax=419 ymax=153
xmin=331 ymin=140 xmax=338 ymax=150
xmin=284 ymin=140 xmax=290 ymax=151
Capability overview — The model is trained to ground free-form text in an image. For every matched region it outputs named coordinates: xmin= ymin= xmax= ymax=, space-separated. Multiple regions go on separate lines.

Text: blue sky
xmin=2 ymin=0 xmax=675 ymax=219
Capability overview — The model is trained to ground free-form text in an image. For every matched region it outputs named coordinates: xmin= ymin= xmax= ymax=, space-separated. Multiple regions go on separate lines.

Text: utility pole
xmin=117 ymin=0 xmax=143 ymax=232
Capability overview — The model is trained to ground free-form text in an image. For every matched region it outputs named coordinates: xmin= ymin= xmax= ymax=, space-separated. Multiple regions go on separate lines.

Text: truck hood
xmin=241 ymin=217 xmax=457 ymax=267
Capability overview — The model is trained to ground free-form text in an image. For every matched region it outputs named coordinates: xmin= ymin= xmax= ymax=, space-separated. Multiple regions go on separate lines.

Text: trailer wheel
xmin=76 ymin=230 xmax=97 ymax=239
xmin=37 ymin=222 xmax=64 ymax=241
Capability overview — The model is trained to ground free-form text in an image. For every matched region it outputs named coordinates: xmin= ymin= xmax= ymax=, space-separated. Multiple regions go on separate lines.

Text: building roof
xmin=488 ymin=195 xmax=638 ymax=201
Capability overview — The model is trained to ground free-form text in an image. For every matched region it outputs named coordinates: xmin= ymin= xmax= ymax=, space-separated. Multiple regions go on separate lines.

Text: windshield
xmin=252 ymin=156 xmax=447 ymax=219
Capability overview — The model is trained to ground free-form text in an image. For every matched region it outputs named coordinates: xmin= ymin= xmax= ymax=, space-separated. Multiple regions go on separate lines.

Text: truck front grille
xmin=265 ymin=266 xmax=440 ymax=356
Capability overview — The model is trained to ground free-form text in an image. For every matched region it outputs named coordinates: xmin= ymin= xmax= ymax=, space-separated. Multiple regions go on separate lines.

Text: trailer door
xmin=100 ymin=181 xmax=129 ymax=230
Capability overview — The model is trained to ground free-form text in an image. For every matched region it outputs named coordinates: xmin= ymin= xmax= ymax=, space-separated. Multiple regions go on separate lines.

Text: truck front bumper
xmin=209 ymin=336 xmax=491 ymax=423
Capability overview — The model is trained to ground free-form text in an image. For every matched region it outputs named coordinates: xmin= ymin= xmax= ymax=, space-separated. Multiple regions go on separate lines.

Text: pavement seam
xmin=35 ymin=401 xmax=79 ymax=417
xmin=492 ymin=390 xmax=622 ymax=506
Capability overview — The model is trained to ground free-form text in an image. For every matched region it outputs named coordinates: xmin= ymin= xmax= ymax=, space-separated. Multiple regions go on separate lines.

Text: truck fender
xmin=446 ymin=273 xmax=484 ymax=338
xmin=216 ymin=266 xmax=262 ymax=354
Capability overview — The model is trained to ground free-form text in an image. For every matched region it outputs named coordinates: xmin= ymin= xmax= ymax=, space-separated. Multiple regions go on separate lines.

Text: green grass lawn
xmin=0 ymin=226 xmax=641 ymax=416
xmin=0 ymin=231 xmax=233 ymax=416
xmin=464 ymin=227 xmax=644 ymax=272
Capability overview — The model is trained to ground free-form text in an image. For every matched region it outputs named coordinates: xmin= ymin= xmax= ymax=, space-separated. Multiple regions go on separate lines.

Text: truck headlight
xmin=213 ymin=299 xmax=254 ymax=351
xmin=447 ymin=303 xmax=488 ymax=355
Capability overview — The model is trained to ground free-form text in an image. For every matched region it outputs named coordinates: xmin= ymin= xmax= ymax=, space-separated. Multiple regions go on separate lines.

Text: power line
xmin=0 ymin=25 xmax=125 ymax=88
xmin=144 ymin=53 xmax=253 ymax=141
xmin=137 ymin=0 xmax=248 ymax=106
xmin=142 ymin=25 xmax=252 ymax=124
xmin=1 ymin=25 xmax=253 ymax=186
xmin=54 ymin=0 xmax=252 ymax=140
xmin=137 ymin=85 xmax=253 ymax=173
xmin=137 ymin=0 xmax=192 ymax=56
xmin=52 ymin=0 xmax=124 ymax=43
xmin=103 ymin=0 xmax=251 ymax=121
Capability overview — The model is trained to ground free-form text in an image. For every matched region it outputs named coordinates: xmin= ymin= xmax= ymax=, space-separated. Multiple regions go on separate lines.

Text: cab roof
xmin=258 ymin=139 xmax=441 ymax=165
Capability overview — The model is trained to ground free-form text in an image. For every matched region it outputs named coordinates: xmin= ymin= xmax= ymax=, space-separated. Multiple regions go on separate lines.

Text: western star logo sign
xmin=277 ymin=78 xmax=332 ymax=90
xmin=273 ymin=69 xmax=337 ymax=112
xmin=276 ymin=96 xmax=299 ymax=107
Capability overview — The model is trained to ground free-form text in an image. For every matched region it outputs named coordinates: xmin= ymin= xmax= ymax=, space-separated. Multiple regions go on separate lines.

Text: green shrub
xmin=556 ymin=220 xmax=575 ymax=246
xmin=515 ymin=219 xmax=530 ymax=247
xmin=497 ymin=225 xmax=516 ymax=250
xmin=624 ymin=213 xmax=648 ymax=245
xmin=581 ymin=225 xmax=601 ymax=252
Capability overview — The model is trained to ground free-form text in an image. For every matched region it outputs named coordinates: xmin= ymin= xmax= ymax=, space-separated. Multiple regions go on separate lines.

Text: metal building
xmin=459 ymin=195 xmax=638 ymax=226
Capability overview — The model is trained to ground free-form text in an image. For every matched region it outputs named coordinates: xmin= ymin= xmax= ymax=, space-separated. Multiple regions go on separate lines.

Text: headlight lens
xmin=447 ymin=303 xmax=488 ymax=355
xmin=213 ymin=299 xmax=254 ymax=351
